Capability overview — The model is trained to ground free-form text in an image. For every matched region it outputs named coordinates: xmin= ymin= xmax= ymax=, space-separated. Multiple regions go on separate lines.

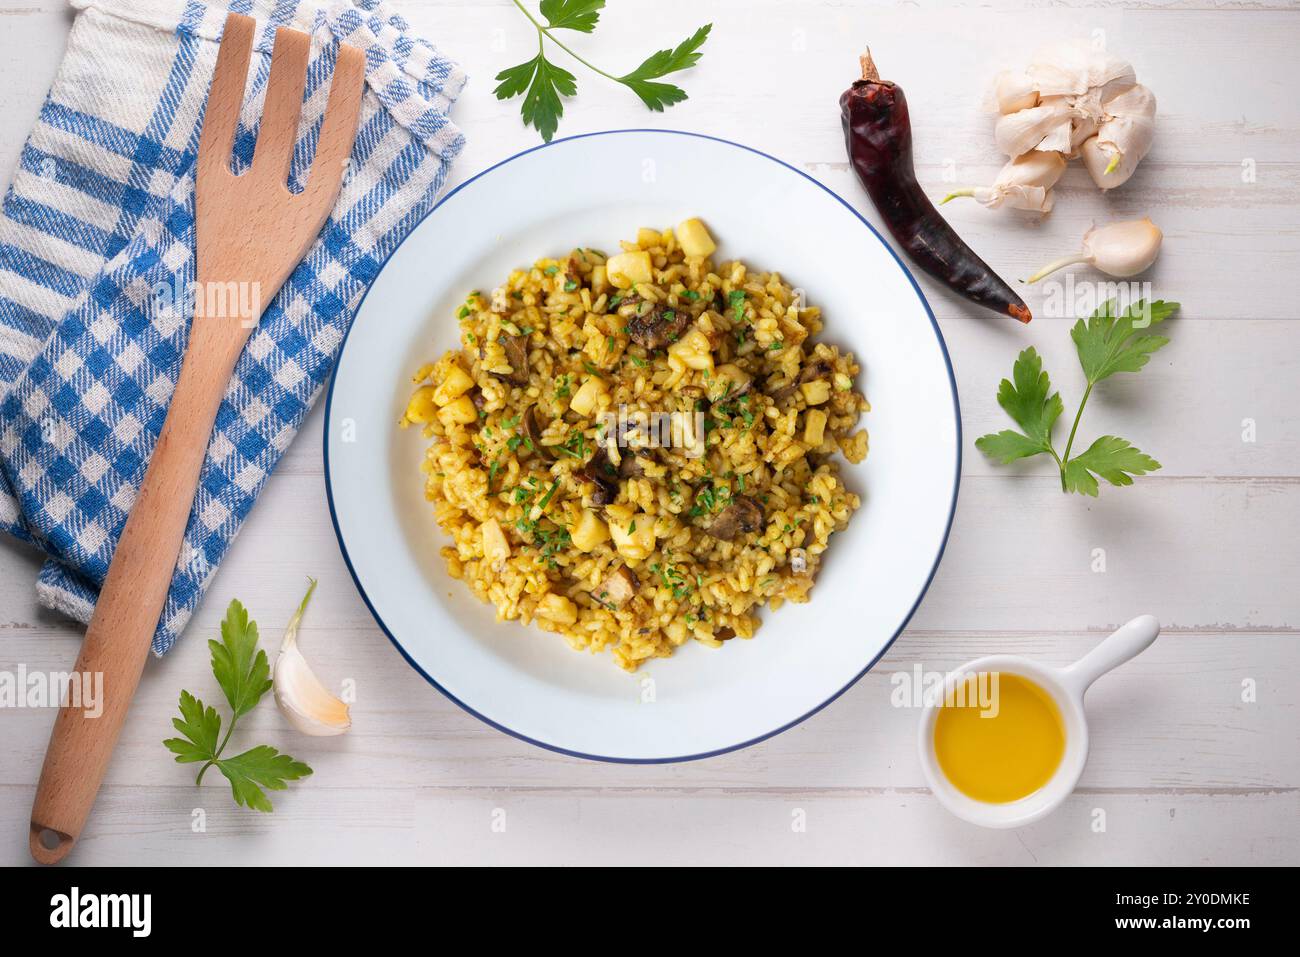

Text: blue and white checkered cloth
xmin=0 ymin=0 xmax=464 ymax=653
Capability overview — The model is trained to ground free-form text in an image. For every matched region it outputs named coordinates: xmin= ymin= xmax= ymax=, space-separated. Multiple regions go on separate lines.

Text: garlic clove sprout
xmin=993 ymin=70 xmax=1039 ymax=114
xmin=941 ymin=151 xmax=1066 ymax=212
xmin=995 ymin=97 xmax=1075 ymax=158
xmin=274 ymin=578 xmax=351 ymax=736
xmin=1026 ymin=218 xmax=1163 ymax=283
xmin=1079 ymin=84 xmax=1157 ymax=189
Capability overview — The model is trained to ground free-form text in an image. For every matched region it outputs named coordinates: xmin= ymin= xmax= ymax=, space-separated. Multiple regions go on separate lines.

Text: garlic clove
xmin=995 ymin=97 xmax=1074 ymax=157
xmin=1091 ymin=51 xmax=1139 ymax=106
xmin=1080 ymin=85 xmax=1157 ymax=189
xmin=941 ymin=151 xmax=1065 ymax=212
xmin=1013 ymin=149 xmax=1069 ymax=188
xmin=1035 ymin=117 xmax=1075 ymax=155
xmin=274 ymin=579 xmax=352 ymax=737
xmin=1026 ymin=39 xmax=1136 ymax=101
xmin=1024 ymin=39 xmax=1090 ymax=96
xmin=1026 ymin=217 xmax=1163 ymax=283
xmin=993 ymin=70 xmax=1038 ymax=114
xmin=997 ymin=185 xmax=1056 ymax=214
xmin=1082 ymin=217 xmax=1163 ymax=277
xmin=1068 ymin=114 xmax=1101 ymax=156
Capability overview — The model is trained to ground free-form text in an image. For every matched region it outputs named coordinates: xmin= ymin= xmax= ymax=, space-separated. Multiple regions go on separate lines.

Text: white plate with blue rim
xmin=324 ymin=129 xmax=960 ymax=762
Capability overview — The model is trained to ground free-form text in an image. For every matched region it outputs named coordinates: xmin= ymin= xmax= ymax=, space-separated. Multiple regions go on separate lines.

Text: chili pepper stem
xmin=1026 ymin=253 xmax=1091 ymax=284
xmin=940 ymin=188 xmax=976 ymax=205
xmin=859 ymin=49 xmax=879 ymax=82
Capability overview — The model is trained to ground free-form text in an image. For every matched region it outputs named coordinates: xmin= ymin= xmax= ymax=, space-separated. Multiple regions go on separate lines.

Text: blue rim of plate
xmin=323 ymin=128 xmax=962 ymax=764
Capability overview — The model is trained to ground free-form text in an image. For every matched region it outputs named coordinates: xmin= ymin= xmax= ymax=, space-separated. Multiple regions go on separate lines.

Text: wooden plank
xmin=4 ymin=606 xmax=1294 ymax=790
xmin=409 ymin=788 xmax=1300 ymax=866
xmin=806 ymin=165 xmax=1300 ymax=322
xmin=0 ymin=1 xmax=68 ymax=188
xmin=419 ymin=5 xmax=1300 ymax=166
xmin=0 ymin=783 xmax=1291 ymax=865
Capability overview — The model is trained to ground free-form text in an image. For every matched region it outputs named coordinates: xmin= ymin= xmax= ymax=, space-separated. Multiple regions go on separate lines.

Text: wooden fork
xmin=28 ymin=12 xmax=364 ymax=864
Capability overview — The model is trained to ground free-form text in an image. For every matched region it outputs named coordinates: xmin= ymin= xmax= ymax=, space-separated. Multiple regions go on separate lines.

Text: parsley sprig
xmin=163 ymin=598 xmax=311 ymax=811
xmin=495 ymin=1 xmax=711 ymax=142
xmin=976 ymin=299 xmax=1179 ymax=496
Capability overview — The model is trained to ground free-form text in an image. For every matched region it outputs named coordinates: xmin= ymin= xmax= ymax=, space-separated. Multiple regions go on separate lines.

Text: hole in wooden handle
xmin=30 ymin=823 xmax=74 ymax=865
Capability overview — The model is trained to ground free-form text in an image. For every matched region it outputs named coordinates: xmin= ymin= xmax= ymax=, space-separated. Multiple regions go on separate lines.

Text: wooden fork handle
xmin=29 ymin=325 xmax=243 ymax=864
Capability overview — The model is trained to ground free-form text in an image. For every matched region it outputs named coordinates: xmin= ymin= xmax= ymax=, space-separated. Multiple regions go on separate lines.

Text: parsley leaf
xmin=976 ymin=429 xmax=1053 ymax=465
xmin=974 ymin=347 xmax=1063 ymax=464
xmin=1062 ymin=436 xmax=1161 ymax=497
xmin=1071 ymin=298 xmax=1177 ymax=385
xmin=207 ymin=598 xmax=271 ymax=719
xmin=164 ymin=594 xmax=312 ymax=811
xmin=494 ymin=52 xmax=578 ymax=143
xmin=493 ymin=56 xmax=541 ymax=99
xmin=540 ymin=0 xmax=603 ymax=33
xmin=618 ymin=24 xmax=712 ymax=111
xmin=976 ymin=299 xmax=1179 ymax=495
xmin=217 ymin=746 xmax=313 ymax=813
xmin=163 ymin=690 xmax=221 ymax=764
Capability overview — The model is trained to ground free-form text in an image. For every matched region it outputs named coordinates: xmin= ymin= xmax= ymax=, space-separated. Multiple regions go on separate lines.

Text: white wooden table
xmin=1 ymin=0 xmax=1297 ymax=866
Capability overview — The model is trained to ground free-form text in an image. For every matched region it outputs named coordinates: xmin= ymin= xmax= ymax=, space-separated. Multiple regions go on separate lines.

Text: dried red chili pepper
xmin=840 ymin=51 xmax=1031 ymax=323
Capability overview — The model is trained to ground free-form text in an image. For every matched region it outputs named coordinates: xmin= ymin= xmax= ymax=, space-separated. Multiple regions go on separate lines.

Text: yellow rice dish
xmin=401 ymin=219 xmax=869 ymax=671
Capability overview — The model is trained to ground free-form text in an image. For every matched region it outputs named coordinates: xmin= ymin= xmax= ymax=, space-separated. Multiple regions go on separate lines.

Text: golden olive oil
xmin=933 ymin=672 xmax=1065 ymax=803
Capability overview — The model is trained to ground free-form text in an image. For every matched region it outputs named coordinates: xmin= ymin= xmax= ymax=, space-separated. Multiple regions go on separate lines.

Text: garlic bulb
xmin=274 ymin=579 xmax=351 ymax=736
xmin=942 ymin=151 xmax=1067 ymax=213
xmin=1026 ymin=218 xmax=1163 ymax=283
xmin=991 ymin=39 xmax=1155 ymax=191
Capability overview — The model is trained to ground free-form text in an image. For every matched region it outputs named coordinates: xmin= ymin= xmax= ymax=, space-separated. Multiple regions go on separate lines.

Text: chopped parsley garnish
xmin=554 ymin=430 xmax=590 ymax=459
xmin=537 ymin=478 xmax=560 ymax=512
xmin=689 ymin=482 xmax=721 ymax=518
xmin=727 ymin=289 xmax=747 ymax=325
